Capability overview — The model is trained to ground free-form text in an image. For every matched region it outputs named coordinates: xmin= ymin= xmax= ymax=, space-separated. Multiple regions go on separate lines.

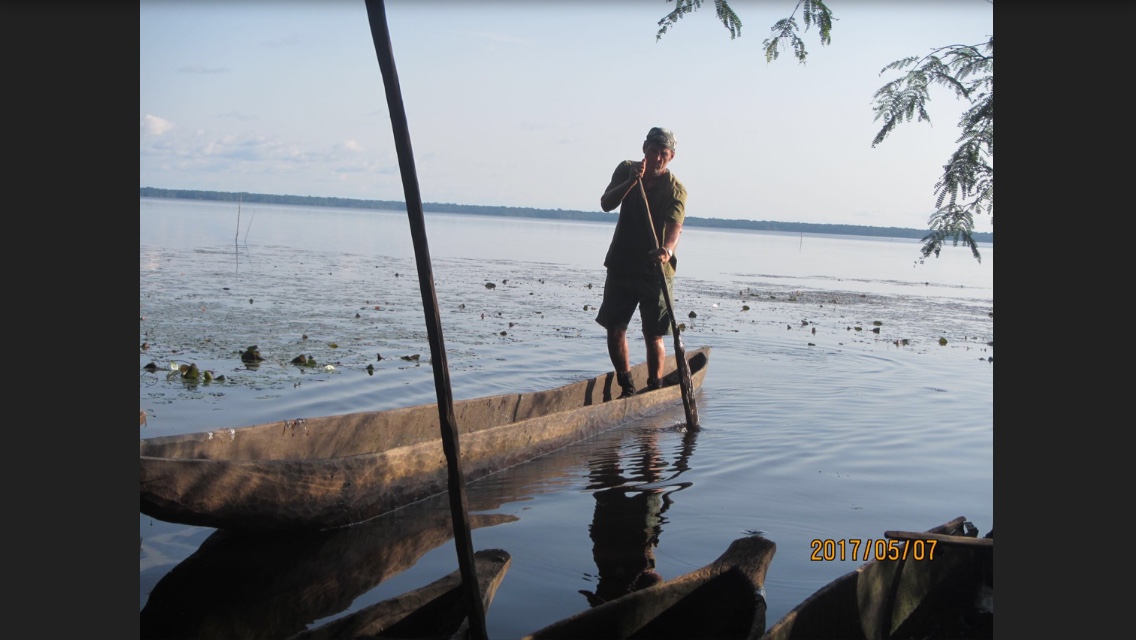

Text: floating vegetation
xmin=742 ymin=305 xmax=750 ymax=311
xmin=872 ymin=320 xmax=883 ymax=326
xmin=485 ymin=282 xmax=496 ymax=289
xmin=938 ymin=337 xmax=948 ymax=346
xmin=400 ymin=354 xmax=421 ymax=361
xmin=179 ymin=363 xmax=209 ymax=381
xmin=328 ymin=342 xmax=339 ymax=348
xmin=853 ymin=327 xmax=862 ymax=332
xmin=240 ymin=346 xmax=264 ymax=362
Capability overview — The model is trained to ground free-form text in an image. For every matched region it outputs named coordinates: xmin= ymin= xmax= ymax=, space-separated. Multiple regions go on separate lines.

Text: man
xmin=595 ymin=127 xmax=686 ymax=398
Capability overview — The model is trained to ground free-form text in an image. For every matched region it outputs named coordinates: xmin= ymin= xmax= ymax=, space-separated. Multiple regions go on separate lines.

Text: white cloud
xmin=142 ymin=114 xmax=175 ymax=136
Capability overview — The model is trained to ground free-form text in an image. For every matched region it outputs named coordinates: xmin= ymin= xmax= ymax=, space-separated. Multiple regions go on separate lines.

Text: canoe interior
xmin=140 ymin=348 xmax=709 ymax=462
xmin=761 ymin=516 xmax=993 ymax=640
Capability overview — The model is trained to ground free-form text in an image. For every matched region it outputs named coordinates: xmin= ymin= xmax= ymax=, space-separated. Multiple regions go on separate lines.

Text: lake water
xmin=139 ymin=197 xmax=993 ymax=638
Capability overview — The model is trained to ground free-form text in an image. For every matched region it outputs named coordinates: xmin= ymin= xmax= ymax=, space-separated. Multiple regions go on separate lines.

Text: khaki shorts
xmin=594 ymin=271 xmax=674 ymax=337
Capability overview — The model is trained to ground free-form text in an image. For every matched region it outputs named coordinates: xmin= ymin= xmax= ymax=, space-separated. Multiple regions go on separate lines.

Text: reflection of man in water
xmin=579 ymin=430 xmax=678 ymax=606
xmin=581 ymin=486 xmax=666 ymax=605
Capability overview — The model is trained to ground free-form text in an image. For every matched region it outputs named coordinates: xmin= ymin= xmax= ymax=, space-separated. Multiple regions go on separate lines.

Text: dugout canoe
xmin=290 ymin=549 xmax=511 ymax=640
xmin=140 ymin=511 xmax=516 ymax=639
xmin=760 ymin=516 xmax=994 ymax=640
xmin=524 ymin=534 xmax=776 ymax=639
xmin=140 ymin=347 xmax=710 ymax=532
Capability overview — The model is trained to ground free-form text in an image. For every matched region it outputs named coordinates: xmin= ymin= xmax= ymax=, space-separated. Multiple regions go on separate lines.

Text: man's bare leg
xmin=607 ymin=326 xmax=631 ymax=373
xmin=645 ymin=335 xmax=666 ymax=383
xmin=607 ymin=326 xmax=637 ymax=397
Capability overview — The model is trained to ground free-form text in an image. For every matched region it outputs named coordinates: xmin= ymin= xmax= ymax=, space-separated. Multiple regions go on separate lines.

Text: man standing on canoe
xmin=595 ymin=127 xmax=687 ymax=398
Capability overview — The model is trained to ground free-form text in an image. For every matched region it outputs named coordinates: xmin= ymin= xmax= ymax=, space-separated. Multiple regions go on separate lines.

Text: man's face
xmin=643 ymin=144 xmax=675 ymax=176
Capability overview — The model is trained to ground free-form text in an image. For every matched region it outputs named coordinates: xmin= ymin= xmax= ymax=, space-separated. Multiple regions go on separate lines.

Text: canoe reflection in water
xmin=579 ymin=425 xmax=698 ymax=607
xmin=139 ymin=509 xmax=516 ymax=640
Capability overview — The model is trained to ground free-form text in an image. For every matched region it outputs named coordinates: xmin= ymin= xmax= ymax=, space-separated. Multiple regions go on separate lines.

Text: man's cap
xmin=645 ymin=127 xmax=676 ymax=151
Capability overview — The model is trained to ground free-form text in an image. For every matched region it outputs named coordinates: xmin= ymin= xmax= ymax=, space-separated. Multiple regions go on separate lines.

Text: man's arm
xmin=654 ymin=221 xmax=683 ymax=263
xmin=600 ymin=161 xmax=645 ymax=212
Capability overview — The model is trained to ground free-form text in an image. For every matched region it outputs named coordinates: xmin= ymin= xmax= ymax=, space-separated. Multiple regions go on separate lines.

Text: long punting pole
xmin=363 ymin=2 xmax=487 ymax=638
xmin=637 ymin=180 xmax=700 ymax=430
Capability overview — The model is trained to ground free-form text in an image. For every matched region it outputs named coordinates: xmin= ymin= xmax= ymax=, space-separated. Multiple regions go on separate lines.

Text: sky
xmin=140 ymin=0 xmax=993 ymax=232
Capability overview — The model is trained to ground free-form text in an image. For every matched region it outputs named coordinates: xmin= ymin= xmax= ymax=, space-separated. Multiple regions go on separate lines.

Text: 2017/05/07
xmin=810 ymin=538 xmax=938 ymax=562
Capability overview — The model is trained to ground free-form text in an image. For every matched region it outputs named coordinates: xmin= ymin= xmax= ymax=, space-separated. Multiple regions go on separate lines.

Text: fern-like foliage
xmin=873 ymin=37 xmax=993 ymax=261
xmin=655 ymin=1 xmax=833 ymax=62
xmin=657 ymin=0 xmax=743 ymax=41
xmin=762 ymin=0 xmax=834 ymax=63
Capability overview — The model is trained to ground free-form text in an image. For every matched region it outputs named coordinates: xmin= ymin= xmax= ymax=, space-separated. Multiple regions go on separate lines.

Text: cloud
xmin=263 ymin=34 xmax=302 ymax=49
xmin=142 ymin=114 xmax=175 ymax=136
xmin=460 ymin=30 xmax=533 ymax=46
xmin=177 ymin=65 xmax=229 ymax=74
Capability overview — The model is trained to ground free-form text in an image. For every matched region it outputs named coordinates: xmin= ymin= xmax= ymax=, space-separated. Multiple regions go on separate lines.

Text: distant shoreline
xmin=139 ymin=187 xmax=993 ymax=244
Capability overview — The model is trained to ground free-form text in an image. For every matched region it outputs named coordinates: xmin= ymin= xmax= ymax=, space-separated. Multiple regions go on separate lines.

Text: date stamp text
xmin=810 ymin=538 xmax=938 ymax=562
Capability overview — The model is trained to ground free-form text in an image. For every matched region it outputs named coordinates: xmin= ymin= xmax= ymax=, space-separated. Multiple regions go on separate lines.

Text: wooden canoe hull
xmin=760 ymin=516 xmax=993 ymax=640
xmin=524 ymin=534 xmax=776 ymax=639
xmin=141 ymin=348 xmax=709 ymax=531
xmin=291 ymin=549 xmax=511 ymax=640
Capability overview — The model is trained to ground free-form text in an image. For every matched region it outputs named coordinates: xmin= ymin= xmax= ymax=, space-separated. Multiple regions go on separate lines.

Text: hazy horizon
xmin=140 ymin=0 xmax=993 ymax=233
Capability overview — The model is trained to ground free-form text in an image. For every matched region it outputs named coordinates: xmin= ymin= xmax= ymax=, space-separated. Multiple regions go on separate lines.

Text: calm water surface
xmin=139 ymin=198 xmax=993 ymax=638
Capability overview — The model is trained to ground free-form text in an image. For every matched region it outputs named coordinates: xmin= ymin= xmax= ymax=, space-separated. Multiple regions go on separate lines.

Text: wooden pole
xmin=637 ymin=180 xmax=700 ymax=430
xmin=363 ymin=2 xmax=487 ymax=638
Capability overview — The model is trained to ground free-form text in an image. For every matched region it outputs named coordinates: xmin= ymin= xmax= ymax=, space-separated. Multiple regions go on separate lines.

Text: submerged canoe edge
xmin=141 ymin=347 xmax=710 ymax=531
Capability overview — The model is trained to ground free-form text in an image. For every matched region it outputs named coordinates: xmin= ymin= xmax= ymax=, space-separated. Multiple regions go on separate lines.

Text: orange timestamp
xmin=810 ymin=538 xmax=938 ymax=562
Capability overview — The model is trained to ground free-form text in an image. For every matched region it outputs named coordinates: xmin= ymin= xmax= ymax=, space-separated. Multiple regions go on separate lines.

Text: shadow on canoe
xmin=524 ymin=534 xmax=776 ymax=639
xmin=291 ymin=548 xmax=510 ymax=640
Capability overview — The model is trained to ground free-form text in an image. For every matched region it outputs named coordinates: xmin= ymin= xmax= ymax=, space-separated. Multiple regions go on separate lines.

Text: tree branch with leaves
xmin=872 ymin=40 xmax=993 ymax=262
xmin=655 ymin=0 xmax=993 ymax=262
xmin=657 ymin=0 xmax=834 ymax=63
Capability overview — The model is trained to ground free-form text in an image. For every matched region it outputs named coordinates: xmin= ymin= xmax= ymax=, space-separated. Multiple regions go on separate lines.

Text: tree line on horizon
xmin=138 ymin=187 xmax=993 ymax=243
